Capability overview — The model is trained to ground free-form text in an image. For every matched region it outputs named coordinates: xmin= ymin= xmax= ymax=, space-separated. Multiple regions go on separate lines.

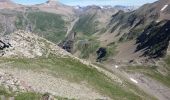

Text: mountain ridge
xmin=0 ymin=0 xmax=170 ymax=100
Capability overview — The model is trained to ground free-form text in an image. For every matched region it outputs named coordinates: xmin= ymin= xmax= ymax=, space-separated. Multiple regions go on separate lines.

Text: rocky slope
xmin=136 ymin=20 xmax=170 ymax=58
xmin=0 ymin=30 xmax=106 ymax=99
xmin=0 ymin=30 xmax=69 ymax=58
xmin=0 ymin=30 xmax=156 ymax=100
xmin=0 ymin=0 xmax=169 ymax=100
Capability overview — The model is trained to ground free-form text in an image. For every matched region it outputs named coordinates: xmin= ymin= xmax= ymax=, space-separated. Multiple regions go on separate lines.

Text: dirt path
xmin=105 ymin=64 xmax=170 ymax=100
xmin=0 ymin=66 xmax=109 ymax=100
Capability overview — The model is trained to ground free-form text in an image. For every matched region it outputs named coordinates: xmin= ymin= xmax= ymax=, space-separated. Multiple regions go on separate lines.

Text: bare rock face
xmin=136 ymin=20 xmax=170 ymax=58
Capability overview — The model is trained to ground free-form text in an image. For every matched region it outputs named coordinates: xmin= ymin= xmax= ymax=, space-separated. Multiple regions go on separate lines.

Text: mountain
xmin=0 ymin=0 xmax=169 ymax=62
xmin=95 ymin=0 xmax=170 ymax=61
xmin=0 ymin=0 xmax=76 ymax=44
xmin=59 ymin=5 xmax=119 ymax=58
xmin=0 ymin=0 xmax=170 ymax=99
xmin=56 ymin=0 xmax=170 ymax=63
xmin=0 ymin=30 xmax=157 ymax=100
xmin=33 ymin=0 xmax=75 ymax=17
xmin=114 ymin=5 xmax=138 ymax=12
xmin=0 ymin=0 xmax=21 ymax=9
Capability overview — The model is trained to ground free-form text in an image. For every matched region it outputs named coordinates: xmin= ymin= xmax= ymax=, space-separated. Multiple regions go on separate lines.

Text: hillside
xmin=0 ymin=0 xmax=169 ymax=100
xmin=60 ymin=0 xmax=170 ymax=63
xmin=57 ymin=1 xmax=170 ymax=99
xmin=0 ymin=30 xmax=157 ymax=100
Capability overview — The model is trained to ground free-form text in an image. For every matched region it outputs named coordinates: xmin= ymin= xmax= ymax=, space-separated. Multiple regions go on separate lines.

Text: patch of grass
xmin=0 ymin=86 xmax=13 ymax=97
xmin=0 ymin=56 xmax=152 ymax=100
xmin=15 ymin=92 xmax=42 ymax=100
xmin=0 ymin=86 xmax=42 ymax=100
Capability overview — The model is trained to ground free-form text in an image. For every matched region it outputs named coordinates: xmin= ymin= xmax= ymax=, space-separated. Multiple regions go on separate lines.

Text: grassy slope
xmin=15 ymin=92 xmax=42 ymax=100
xmin=28 ymin=11 xmax=67 ymax=43
xmin=0 ymin=55 xmax=155 ymax=100
xmin=15 ymin=11 xmax=67 ymax=43
xmin=73 ymin=14 xmax=97 ymax=35
xmin=15 ymin=13 xmax=25 ymax=30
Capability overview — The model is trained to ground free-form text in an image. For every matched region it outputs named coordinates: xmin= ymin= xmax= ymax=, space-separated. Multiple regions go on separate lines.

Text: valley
xmin=0 ymin=0 xmax=169 ymax=100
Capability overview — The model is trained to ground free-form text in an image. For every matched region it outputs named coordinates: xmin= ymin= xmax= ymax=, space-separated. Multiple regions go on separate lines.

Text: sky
xmin=12 ymin=0 xmax=158 ymax=6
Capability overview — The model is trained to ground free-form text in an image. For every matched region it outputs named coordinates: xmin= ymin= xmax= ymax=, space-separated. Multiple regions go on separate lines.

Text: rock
xmin=9 ymin=97 xmax=15 ymax=100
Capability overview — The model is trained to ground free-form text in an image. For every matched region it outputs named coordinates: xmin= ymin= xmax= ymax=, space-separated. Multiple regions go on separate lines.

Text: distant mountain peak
xmin=0 ymin=0 xmax=11 ymax=2
xmin=0 ymin=0 xmax=20 ymax=9
xmin=46 ymin=0 xmax=58 ymax=4
xmin=114 ymin=5 xmax=138 ymax=12
xmin=0 ymin=0 xmax=13 ymax=3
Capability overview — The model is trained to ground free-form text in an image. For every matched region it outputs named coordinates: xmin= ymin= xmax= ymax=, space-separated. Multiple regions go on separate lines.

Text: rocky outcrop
xmin=59 ymin=32 xmax=76 ymax=53
xmin=96 ymin=47 xmax=107 ymax=62
xmin=136 ymin=20 xmax=170 ymax=58
xmin=0 ymin=30 xmax=70 ymax=58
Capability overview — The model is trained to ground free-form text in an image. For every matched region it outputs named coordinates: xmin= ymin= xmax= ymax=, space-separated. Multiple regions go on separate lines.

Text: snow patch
xmin=156 ymin=20 xmax=160 ymax=23
xmin=130 ymin=78 xmax=138 ymax=84
xmin=115 ymin=65 xmax=119 ymax=68
xmin=161 ymin=5 xmax=168 ymax=11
